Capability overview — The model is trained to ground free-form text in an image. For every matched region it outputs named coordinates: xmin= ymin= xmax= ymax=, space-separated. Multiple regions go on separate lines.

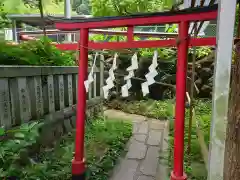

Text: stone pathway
xmin=104 ymin=109 xmax=169 ymax=180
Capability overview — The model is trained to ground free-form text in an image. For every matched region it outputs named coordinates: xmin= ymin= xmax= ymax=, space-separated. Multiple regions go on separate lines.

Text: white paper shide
xmin=102 ymin=53 xmax=118 ymax=99
xmin=141 ymin=50 xmax=159 ymax=96
xmin=121 ymin=53 xmax=138 ymax=97
xmin=84 ymin=52 xmax=98 ymax=92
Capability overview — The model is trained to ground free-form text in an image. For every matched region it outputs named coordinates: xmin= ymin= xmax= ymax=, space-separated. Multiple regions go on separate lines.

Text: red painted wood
xmin=55 ymin=11 xmax=217 ymax=30
xmin=55 ymin=37 xmax=216 ymax=50
xmin=71 ymin=28 xmax=88 ymax=175
xmin=171 ymin=21 xmax=189 ymax=180
xmin=127 ymin=26 xmax=134 ymax=42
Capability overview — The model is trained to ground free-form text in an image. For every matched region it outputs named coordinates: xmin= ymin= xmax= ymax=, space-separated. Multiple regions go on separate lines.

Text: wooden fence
xmin=0 ymin=65 xmax=104 ymax=129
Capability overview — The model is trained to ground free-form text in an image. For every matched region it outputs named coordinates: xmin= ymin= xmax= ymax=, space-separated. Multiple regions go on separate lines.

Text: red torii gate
xmin=53 ymin=4 xmax=218 ymax=180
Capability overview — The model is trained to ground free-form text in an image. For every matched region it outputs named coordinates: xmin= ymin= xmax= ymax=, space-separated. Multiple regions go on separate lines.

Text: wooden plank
xmin=47 ymin=75 xmax=55 ymax=113
xmin=88 ymin=60 xmax=93 ymax=100
xmin=64 ymin=74 xmax=73 ymax=106
xmin=72 ymin=74 xmax=78 ymax=104
xmin=100 ymin=54 xmax=104 ymax=97
xmin=0 ymin=79 xmax=12 ymax=128
xmin=59 ymin=75 xmax=65 ymax=109
xmin=75 ymin=74 xmax=78 ymax=102
xmin=193 ymin=108 xmax=209 ymax=170
xmin=93 ymin=72 xmax=97 ymax=98
xmin=88 ymin=83 xmax=92 ymax=100
xmin=54 ymin=75 xmax=65 ymax=110
xmin=17 ymin=77 xmax=31 ymax=123
xmin=9 ymin=78 xmax=19 ymax=126
xmin=29 ymin=76 xmax=44 ymax=119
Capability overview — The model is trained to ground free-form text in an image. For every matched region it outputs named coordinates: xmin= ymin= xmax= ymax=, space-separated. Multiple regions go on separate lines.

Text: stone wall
xmin=0 ymin=65 xmax=104 ymax=129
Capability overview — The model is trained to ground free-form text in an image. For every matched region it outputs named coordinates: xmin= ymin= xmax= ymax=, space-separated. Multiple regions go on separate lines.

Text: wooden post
xmin=0 ymin=79 xmax=12 ymax=128
xmin=100 ymin=54 xmax=104 ymax=97
xmin=208 ymin=0 xmax=237 ymax=180
xmin=64 ymin=74 xmax=73 ymax=106
xmin=47 ymin=75 xmax=55 ymax=113
xmin=29 ymin=76 xmax=44 ymax=119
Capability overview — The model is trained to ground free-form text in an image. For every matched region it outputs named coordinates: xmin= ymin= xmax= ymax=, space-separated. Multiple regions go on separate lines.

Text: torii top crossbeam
xmin=53 ymin=4 xmax=217 ymax=51
xmin=52 ymin=4 xmax=218 ymax=180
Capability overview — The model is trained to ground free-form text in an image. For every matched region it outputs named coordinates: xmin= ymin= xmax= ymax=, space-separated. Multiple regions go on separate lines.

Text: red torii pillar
xmin=71 ymin=29 xmax=89 ymax=180
xmin=171 ymin=21 xmax=189 ymax=180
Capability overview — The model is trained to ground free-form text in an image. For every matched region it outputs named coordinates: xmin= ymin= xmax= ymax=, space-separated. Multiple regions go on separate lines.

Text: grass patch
xmin=106 ymin=99 xmax=173 ymax=119
xmin=168 ymin=100 xmax=211 ymax=180
xmin=0 ymin=118 xmax=132 ymax=180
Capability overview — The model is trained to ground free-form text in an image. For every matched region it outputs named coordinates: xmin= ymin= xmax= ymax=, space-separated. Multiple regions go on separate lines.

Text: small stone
xmin=104 ymin=110 xmax=130 ymax=120
xmin=63 ymin=119 xmax=72 ymax=132
xmin=39 ymin=127 xmax=54 ymax=146
xmin=137 ymin=121 xmax=148 ymax=134
xmin=161 ymin=137 xmax=168 ymax=152
xmin=112 ymin=159 xmax=139 ymax=180
xmin=134 ymin=134 xmax=147 ymax=142
xmin=137 ymin=176 xmax=155 ymax=180
xmin=133 ymin=122 xmax=140 ymax=134
xmin=130 ymin=114 xmax=146 ymax=122
xmin=191 ymin=162 xmax=207 ymax=178
xmin=140 ymin=146 xmax=160 ymax=176
xmin=70 ymin=116 xmax=76 ymax=127
xmin=147 ymin=130 xmax=162 ymax=146
xmin=125 ymin=137 xmax=134 ymax=151
xmin=53 ymin=124 xmax=64 ymax=138
xmin=156 ymin=163 xmax=168 ymax=180
xmin=149 ymin=120 xmax=166 ymax=130
xmin=164 ymin=121 xmax=169 ymax=129
xmin=127 ymin=140 xmax=147 ymax=159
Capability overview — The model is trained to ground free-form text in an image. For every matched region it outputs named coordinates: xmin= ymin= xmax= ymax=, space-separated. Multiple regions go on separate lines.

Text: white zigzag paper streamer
xmin=102 ymin=53 xmax=118 ymax=99
xmin=84 ymin=52 xmax=98 ymax=92
xmin=122 ymin=53 xmax=138 ymax=97
xmin=141 ymin=51 xmax=158 ymax=96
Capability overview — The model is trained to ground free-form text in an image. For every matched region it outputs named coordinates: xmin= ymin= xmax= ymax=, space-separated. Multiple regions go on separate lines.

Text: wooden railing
xmin=0 ymin=65 xmax=104 ymax=129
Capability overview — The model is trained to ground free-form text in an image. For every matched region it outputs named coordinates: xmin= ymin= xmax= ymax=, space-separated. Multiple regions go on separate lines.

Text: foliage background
xmin=0 ymin=38 xmax=76 ymax=66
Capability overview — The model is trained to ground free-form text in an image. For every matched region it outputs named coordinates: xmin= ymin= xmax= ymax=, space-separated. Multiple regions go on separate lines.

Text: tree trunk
xmin=39 ymin=0 xmax=46 ymax=37
xmin=223 ymin=42 xmax=240 ymax=180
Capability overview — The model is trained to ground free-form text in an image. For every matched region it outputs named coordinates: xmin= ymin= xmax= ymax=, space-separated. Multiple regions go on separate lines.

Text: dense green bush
xmin=0 ymin=38 xmax=76 ymax=66
xmin=0 ymin=118 xmax=132 ymax=179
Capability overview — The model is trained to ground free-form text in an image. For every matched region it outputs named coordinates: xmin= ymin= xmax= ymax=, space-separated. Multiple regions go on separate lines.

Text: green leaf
xmin=14 ymin=132 xmax=25 ymax=138
xmin=0 ymin=127 xmax=5 ymax=136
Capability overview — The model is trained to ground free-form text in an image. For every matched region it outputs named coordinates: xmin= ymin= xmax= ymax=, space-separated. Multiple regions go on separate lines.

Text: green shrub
xmin=0 ymin=118 xmax=132 ymax=179
xmin=0 ymin=38 xmax=76 ymax=66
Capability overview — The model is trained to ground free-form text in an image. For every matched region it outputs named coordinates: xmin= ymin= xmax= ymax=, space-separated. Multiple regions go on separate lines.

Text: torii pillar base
xmin=170 ymin=171 xmax=187 ymax=180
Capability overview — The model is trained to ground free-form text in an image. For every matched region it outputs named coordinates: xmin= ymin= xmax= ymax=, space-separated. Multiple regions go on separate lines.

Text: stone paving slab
xmin=156 ymin=162 xmax=169 ymax=180
xmin=147 ymin=130 xmax=162 ymax=146
xmin=127 ymin=140 xmax=147 ymax=160
xmin=140 ymin=146 xmax=160 ymax=176
xmin=133 ymin=122 xmax=141 ymax=134
xmin=104 ymin=109 xmax=145 ymax=122
xmin=134 ymin=134 xmax=147 ymax=143
xmin=149 ymin=119 xmax=166 ymax=130
xmin=111 ymin=159 xmax=139 ymax=180
xmin=105 ymin=109 xmax=169 ymax=180
xmin=137 ymin=121 xmax=149 ymax=134
xmin=137 ymin=176 xmax=155 ymax=180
